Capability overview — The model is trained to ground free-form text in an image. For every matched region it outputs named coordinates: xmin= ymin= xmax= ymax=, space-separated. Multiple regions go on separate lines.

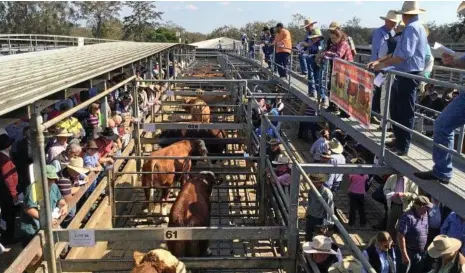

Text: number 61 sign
xmin=163 ymin=229 xmax=192 ymax=240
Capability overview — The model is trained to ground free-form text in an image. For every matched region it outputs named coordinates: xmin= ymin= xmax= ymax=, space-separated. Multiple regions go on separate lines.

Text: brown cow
xmin=141 ymin=140 xmax=208 ymax=222
xmin=167 ymin=171 xmax=223 ymax=258
xmin=182 ymin=98 xmax=211 ymax=123
xmin=132 ymin=249 xmax=186 ymax=273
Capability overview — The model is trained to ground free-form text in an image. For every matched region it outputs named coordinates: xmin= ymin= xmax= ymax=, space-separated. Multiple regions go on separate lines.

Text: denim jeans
xmin=319 ymin=59 xmax=330 ymax=101
xmin=389 ymin=75 xmax=418 ymax=153
xmin=275 ymin=52 xmax=290 ymax=77
xmin=298 ymin=53 xmax=308 ymax=74
xmin=305 ymin=215 xmax=324 ymax=241
xmin=432 ymin=92 xmax=465 ymax=181
xmin=348 ymin=193 xmax=366 ymax=226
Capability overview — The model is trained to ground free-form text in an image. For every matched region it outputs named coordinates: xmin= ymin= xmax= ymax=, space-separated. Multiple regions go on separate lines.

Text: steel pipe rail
xmin=140 ymin=122 xmax=246 ymax=130
xmin=53 ymin=226 xmax=287 ymax=241
xmin=299 ymin=163 xmax=395 ymax=175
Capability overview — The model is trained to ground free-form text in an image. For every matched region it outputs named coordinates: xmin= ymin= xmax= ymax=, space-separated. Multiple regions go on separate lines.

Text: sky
xmin=121 ymin=1 xmax=462 ymax=34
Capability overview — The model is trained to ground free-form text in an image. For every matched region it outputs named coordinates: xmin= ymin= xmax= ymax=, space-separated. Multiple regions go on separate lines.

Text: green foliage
xmin=74 ymin=1 xmax=122 ymax=38
xmin=145 ymin=27 xmax=177 ymax=43
xmin=123 ymin=1 xmax=163 ymax=42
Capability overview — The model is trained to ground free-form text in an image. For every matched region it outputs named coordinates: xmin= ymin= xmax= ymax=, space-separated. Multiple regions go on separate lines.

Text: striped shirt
xmin=87 ymin=114 xmax=99 ymax=128
xmin=310 ymin=137 xmax=329 ymax=161
xmin=305 ymin=106 xmax=316 ymax=116
xmin=56 ymin=178 xmax=73 ymax=197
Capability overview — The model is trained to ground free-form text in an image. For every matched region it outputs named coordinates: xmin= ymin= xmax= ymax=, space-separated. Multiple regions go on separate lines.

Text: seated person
xmin=270 ymin=154 xmax=292 ymax=194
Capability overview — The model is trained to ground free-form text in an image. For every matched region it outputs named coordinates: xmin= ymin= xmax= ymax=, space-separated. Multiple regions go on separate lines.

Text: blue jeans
xmin=319 ymin=59 xmax=330 ymax=100
xmin=298 ymin=53 xmax=308 ymax=74
xmin=397 ymin=248 xmax=425 ymax=273
xmin=305 ymin=55 xmax=326 ymax=100
xmin=432 ymin=92 xmax=465 ymax=180
xmin=389 ymin=75 xmax=418 ymax=153
xmin=305 ymin=215 xmax=324 ymax=241
xmin=275 ymin=52 xmax=290 ymax=77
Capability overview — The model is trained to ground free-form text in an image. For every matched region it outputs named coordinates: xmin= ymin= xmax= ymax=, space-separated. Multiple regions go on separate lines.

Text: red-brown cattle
xmin=167 ymin=171 xmax=223 ymax=257
xmin=182 ymin=98 xmax=211 ymax=123
xmin=141 ymin=140 xmax=208 ymax=222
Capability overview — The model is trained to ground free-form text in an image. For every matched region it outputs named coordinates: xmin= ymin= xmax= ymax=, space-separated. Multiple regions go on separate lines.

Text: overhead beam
xmin=140 ymin=137 xmax=246 ymax=145
xmin=268 ymin=115 xmax=326 ymax=123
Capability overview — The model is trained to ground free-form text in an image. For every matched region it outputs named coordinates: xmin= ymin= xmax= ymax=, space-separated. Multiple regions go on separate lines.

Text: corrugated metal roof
xmin=190 ymin=37 xmax=241 ymax=49
xmin=0 ymin=41 xmax=185 ymax=117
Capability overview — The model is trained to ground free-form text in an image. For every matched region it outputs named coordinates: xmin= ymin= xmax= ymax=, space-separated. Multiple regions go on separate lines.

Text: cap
xmin=414 ymin=195 xmax=433 ymax=208
xmin=309 ymin=173 xmax=328 ymax=183
xmin=328 ymin=21 xmax=341 ymax=30
xmin=276 ymin=22 xmax=284 ymax=28
xmin=45 ymin=165 xmax=59 ymax=180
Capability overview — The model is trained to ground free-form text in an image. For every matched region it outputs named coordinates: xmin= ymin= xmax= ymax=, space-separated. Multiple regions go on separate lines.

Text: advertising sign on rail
xmin=330 ymin=58 xmax=375 ymax=128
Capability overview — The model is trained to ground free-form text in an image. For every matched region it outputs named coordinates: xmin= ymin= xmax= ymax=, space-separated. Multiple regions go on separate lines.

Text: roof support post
xmin=286 ymin=164 xmax=301 ymax=273
xmin=30 ymin=105 xmax=59 ymax=273
xmin=258 ymin=115 xmax=268 ymax=225
xmin=132 ymin=84 xmax=142 ymax=172
xmin=158 ymin=53 xmax=163 ymax=79
xmin=100 ymin=81 xmax=109 ymax=128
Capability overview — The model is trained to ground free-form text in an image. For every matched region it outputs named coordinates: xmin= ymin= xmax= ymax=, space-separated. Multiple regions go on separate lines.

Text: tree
xmin=35 ymin=2 xmax=77 ymax=35
xmin=145 ymin=27 xmax=177 ymax=42
xmin=343 ymin=16 xmax=372 ymax=45
xmin=207 ymin=25 xmax=242 ymax=40
xmin=123 ymin=1 xmax=163 ymax=42
xmin=288 ymin=13 xmax=307 ymax=43
xmin=75 ymin=1 xmax=122 ymax=38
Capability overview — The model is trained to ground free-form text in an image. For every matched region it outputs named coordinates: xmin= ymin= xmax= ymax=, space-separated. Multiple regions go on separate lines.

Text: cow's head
xmin=199 ymin=171 xmax=224 ymax=186
xmin=192 ymin=139 xmax=208 ymax=157
xmin=131 ymin=250 xmax=182 ymax=273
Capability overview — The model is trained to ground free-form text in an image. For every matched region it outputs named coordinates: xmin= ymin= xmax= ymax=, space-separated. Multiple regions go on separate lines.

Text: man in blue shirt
xmin=371 ymin=10 xmax=398 ymax=124
xmin=414 ymin=2 xmax=465 ymax=184
xmin=367 ymin=1 xmax=427 ymax=156
xmin=440 ymin=211 xmax=465 ymax=255
xmin=298 ymin=18 xmax=317 ymax=75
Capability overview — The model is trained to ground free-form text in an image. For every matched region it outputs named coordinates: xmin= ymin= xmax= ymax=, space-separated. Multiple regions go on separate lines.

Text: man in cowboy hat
xmin=414 ymin=2 xmax=465 ymax=184
xmin=47 ymin=128 xmax=73 ymax=163
xmin=367 ymin=1 xmax=427 ymax=157
xmin=325 ymin=139 xmax=346 ymax=193
xmin=306 ymin=173 xmax=334 ymax=241
xmin=266 ymin=138 xmax=281 ymax=162
xmin=0 ymin=133 xmax=20 ymax=245
xmin=305 ymin=28 xmax=326 ymax=101
xmin=269 ymin=154 xmax=292 ymax=193
xmin=371 ymin=10 xmax=399 ymax=125
xmin=427 ymin=235 xmax=465 ymax=273
xmin=397 ymin=195 xmax=432 ymax=273
xmin=297 ymin=18 xmax=318 ymax=75
xmin=303 ymin=235 xmax=342 ymax=273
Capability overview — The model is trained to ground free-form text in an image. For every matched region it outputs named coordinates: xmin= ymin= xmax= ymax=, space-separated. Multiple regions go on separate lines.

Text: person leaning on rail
xmin=297 ymin=18 xmax=317 ymax=75
xmin=273 ymin=22 xmax=292 ymax=79
xmin=367 ymin=1 xmax=428 ymax=157
xmin=370 ymin=10 xmax=399 ymax=125
xmin=414 ymin=1 xmax=465 ymax=184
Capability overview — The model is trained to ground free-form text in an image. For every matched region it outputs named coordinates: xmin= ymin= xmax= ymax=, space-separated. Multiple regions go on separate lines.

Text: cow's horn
xmin=199 ymin=171 xmax=216 ymax=179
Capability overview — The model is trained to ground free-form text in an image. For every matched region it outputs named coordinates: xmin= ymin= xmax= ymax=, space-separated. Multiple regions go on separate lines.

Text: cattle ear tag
xmin=243 ymin=153 xmax=249 ymax=158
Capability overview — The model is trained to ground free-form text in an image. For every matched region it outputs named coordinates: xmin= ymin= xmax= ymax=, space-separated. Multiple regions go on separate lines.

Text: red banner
xmin=330 ymin=59 xmax=375 ymax=128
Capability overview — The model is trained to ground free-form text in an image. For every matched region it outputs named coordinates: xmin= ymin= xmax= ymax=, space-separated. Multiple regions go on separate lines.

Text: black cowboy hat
xmin=0 ymin=134 xmax=13 ymax=150
xmin=98 ymin=127 xmax=119 ymax=141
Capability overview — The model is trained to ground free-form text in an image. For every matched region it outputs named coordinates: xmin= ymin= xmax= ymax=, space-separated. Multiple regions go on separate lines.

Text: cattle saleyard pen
xmin=6 ymin=36 xmax=465 ymax=273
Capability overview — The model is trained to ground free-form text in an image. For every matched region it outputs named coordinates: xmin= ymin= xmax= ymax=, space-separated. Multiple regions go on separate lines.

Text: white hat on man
xmin=380 ymin=10 xmax=400 ymax=23
xmin=395 ymin=1 xmax=426 ymax=15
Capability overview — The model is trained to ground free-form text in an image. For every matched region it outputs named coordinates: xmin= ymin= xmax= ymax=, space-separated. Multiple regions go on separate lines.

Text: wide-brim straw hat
xmin=328 ymin=138 xmax=344 ymax=154
xmin=303 ymin=235 xmax=338 ymax=255
xmin=56 ymin=128 xmax=73 ymax=137
xmin=86 ymin=140 xmax=99 ymax=150
xmin=309 ymin=28 xmax=324 ymax=39
xmin=309 ymin=173 xmax=328 ymax=183
xmin=328 ymin=21 xmax=341 ymax=30
xmin=301 ymin=18 xmax=317 ymax=28
xmin=328 ymin=258 xmax=363 ymax=273
xmin=268 ymin=138 xmax=280 ymax=145
xmin=380 ymin=10 xmax=400 ymax=23
xmin=428 ymin=235 xmax=462 ymax=259
xmin=395 ymin=1 xmax=426 ymax=15
xmin=65 ymin=157 xmax=90 ymax=175
xmin=272 ymin=154 xmax=290 ymax=165
xmin=458 ymin=1 xmax=465 ymax=15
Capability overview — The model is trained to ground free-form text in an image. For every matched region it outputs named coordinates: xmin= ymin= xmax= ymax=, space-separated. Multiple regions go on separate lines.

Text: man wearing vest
xmin=368 ymin=1 xmax=427 ymax=157
xmin=414 ymin=1 xmax=465 ymax=185
xmin=273 ymin=23 xmax=292 ymax=79
xmin=371 ymin=10 xmax=398 ymax=125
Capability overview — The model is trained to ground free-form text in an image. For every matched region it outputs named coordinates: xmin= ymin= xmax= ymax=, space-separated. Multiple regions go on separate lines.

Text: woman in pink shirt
xmin=348 ymin=164 xmax=370 ymax=227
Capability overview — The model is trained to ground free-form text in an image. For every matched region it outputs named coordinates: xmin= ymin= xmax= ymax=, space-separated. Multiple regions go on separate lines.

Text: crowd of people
xmin=0 ymin=58 xmax=181 ymax=257
xmin=253 ymin=1 xmax=465 ymax=273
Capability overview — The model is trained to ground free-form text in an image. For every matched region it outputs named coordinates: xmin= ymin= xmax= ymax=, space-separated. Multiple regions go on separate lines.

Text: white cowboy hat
xmin=65 ymin=157 xmax=90 ymax=175
xmin=427 ymin=235 xmax=463 ymax=259
xmin=458 ymin=1 xmax=465 ymax=15
xmin=395 ymin=1 xmax=426 ymax=15
xmin=328 ymin=138 xmax=344 ymax=154
xmin=328 ymin=258 xmax=363 ymax=273
xmin=272 ymin=154 xmax=290 ymax=165
xmin=303 ymin=235 xmax=338 ymax=255
xmin=139 ymin=82 xmax=148 ymax=88
xmin=380 ymin=10 xmax=400 ymax=23
xmin=328 ymin=21 xmax=341 ymax=31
